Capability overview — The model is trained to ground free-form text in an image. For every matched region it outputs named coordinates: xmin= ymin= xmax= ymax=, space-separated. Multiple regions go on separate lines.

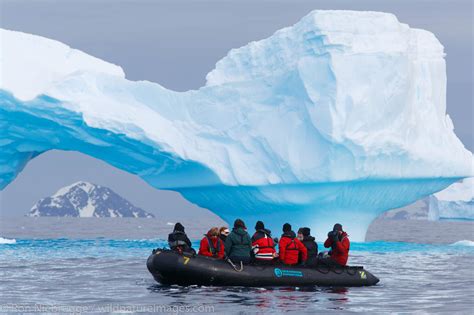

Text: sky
xmin=0 ymin=0 xmax=472 ymax=218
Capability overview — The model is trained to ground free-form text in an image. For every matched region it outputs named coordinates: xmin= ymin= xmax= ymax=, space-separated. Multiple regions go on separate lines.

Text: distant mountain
xmin=29 ymin=181 xmax=154 ymax=218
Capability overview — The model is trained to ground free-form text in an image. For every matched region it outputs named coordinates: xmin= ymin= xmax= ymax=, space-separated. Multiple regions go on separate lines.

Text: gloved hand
xmin=332 ymin=231 xmax=340 ymax=243
xmin=327 ymin=231 xmax=334 ymax=238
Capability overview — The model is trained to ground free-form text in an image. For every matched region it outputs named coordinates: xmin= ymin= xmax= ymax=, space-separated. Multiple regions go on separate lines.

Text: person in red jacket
xmin=251 ymin=221 xmax=277 ymax=263
xmin=198 ymin=227 xmax=225 ymax=259
xmin=278 ymin=223 xmax=307 ymax=265
xmin=322 ymin=223 xmax=350 ymax=266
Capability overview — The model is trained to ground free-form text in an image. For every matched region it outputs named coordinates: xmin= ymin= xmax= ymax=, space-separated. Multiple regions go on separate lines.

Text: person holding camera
xmin=322 ymin=223 xmax=350 ymax=266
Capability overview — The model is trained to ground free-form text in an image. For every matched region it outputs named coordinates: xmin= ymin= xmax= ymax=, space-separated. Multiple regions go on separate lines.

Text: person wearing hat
xmin=168 ymin=222 xmax=195 ymax=254
xmin=297 ymin=227 xmax=318 ymax=267
xmin=198 ymin=227 xmax=225 ymax=259
xmin=251 ymin=221 xmax=277 ymax=263
xmin=219 ymin=227 xmax=230 ymax=243
xmin=323 ymin=223 xmax=350 ymax=266
xmin=224 ymin=219 xmax=252 ymax=264
xmin=278 ymin=223 xmax=307 ymax=265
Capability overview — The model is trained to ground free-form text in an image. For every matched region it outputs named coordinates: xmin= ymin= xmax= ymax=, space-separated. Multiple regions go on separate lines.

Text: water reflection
xmin=147 ymin=284 xmax=353 ymax=312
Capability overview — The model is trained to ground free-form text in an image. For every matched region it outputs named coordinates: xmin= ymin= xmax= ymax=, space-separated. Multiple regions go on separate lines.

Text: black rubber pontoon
xmin=147 ymin=249 xmax=379 ymax=287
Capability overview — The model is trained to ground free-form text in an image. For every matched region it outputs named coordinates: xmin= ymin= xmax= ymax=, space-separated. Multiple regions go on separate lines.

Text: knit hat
xmin=298 ymin=227 xmax=311 ymax=236
xmin=234 ymin=219 xmax=246 ymax=229
xmin=255 ymin=221 xmax=265 ymax=230
xmin=282 ymin=223 xmax=292 ymax=232
xmin=174 ymin=222 xmax=185 ymax=232
xmin=333 ymin=223 xmax=343 ymax=232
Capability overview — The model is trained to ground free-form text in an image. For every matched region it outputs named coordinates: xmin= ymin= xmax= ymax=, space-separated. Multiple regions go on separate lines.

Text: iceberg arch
xmin=1 ymin=10 xmax=472 ymax=240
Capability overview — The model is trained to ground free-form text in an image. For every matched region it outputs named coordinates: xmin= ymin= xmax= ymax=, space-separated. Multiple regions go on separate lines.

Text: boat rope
xmin=226 ymin=258 xmax=244 ymax=272
xmin=316 ymin=265 xmax=331 ymax=274
xmin=332 ymin=266 xmax=344 ymax=274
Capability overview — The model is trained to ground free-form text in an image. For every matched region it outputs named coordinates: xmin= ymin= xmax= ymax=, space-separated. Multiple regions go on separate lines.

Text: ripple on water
xmin=0 ymin=239 xmax=473 ymax=312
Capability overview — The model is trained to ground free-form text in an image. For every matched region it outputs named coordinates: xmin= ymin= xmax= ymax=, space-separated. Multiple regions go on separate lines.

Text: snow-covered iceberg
xmin=1 ymin=10 xmax=472 ymax=240
xmin=429 ymin=178 xmax=474 ymax=221
xmin=0 ymin=237 xmax=16 ymax=245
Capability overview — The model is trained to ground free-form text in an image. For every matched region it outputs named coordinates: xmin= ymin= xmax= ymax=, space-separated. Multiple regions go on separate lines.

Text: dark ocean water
xmin=1 ymin=218 xmax=473 ymax=314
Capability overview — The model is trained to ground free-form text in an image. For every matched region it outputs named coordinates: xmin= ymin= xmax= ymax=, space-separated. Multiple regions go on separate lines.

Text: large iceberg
xmin=1 ymin=10 xmax=472 ymax=240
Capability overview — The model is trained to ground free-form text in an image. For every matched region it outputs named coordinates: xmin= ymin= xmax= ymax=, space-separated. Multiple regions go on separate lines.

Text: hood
xmin=281 ymin=230 xmax=296 ymax=239
xmin=233 ymin=227 xmax=248 ymax=236
xmin=256 ymin=229 xmax=272 ymax=237
xmin=174 ymin=222 xmax=185 ymax=232
xmin=303 ymin=235 xmax=315 ymax=242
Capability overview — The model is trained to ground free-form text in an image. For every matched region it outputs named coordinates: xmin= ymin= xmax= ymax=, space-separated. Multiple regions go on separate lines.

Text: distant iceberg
xmin=377 ymin=177 xmax=473 ymax=222
xmin=429 ymin=178 xmax=474 ymax=221
xmin=0 ymin=237 xmax=16 ymax=245
xmin=450 ymin=240 xmax=474 ymax=247
xmin=0 ymin=10 xmax=472 ymax=240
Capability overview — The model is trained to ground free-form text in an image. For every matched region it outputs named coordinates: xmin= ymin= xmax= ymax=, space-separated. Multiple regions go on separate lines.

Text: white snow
xmin=435 ymin=178 xmax=474 ymax=202
xmin=0 ymin=30 xmax=124 ymax=101
xmin=29 ymin=205 xmax=40 ymax=217
xmin=79 ymin=198 xmax=96 ymax=218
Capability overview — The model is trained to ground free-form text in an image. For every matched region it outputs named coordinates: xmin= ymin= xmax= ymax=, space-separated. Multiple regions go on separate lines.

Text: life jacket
xmin=278 ymin=231 xmax=307 ymax=265
xmin=206 ymin=236 xmax=222 ymax=257
xmin=168 ymin=231 xmax=191 ymax=251
xmin=324 ymin=232 xmax=350 ymax=266
xmin=251 ymin=230 xmax=276 ymax=260
xmin=199 ymin=234 xmax=225 ymax=259
xmin=285 ymin=238 xmax=301 ymax=254
xmin=168 ymin=239 xmax=188 ymax=248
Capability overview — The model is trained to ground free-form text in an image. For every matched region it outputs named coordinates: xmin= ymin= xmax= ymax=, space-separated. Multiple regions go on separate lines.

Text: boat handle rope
xmin=226 ymin=258 xmax=244 ymax=272
xmin=333 ymin=266 xmax=344 ymax=274
xmin=316 ymin=264 xmax=345 ymax=274
xmin=316 ymin=265 xmax=331 ymax=274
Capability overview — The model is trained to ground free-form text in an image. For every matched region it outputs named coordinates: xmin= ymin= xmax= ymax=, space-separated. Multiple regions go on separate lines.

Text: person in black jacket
xmin=168 ymin=222 xmax=195 ymax=254
xmin=297 ymin=227 xmax=318 ymax=266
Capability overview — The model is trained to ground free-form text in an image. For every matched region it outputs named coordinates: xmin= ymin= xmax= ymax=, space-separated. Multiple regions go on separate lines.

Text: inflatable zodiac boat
xmin=147 ymin=249 xmax=379 ymax=287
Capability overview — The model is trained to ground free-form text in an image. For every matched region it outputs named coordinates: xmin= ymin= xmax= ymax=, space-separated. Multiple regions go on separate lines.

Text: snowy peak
xmin=29 ymin=182 xmax=154 ymax=218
